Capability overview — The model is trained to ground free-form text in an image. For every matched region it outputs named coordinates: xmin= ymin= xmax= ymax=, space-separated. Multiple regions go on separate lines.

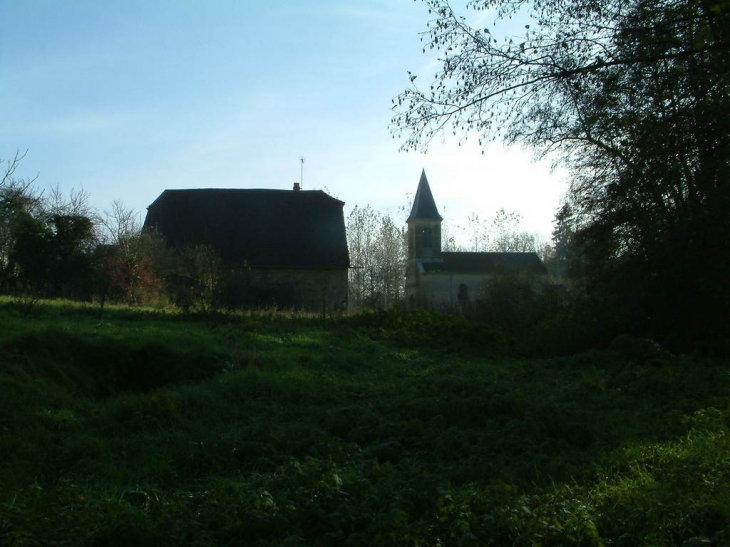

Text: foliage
xmin=169 ymin=244 xmax=224 ymax=313
xmin=0 ymin=151 xmax=41 ymax=292
xmin=0 ymin=155 xmax=175 ymax=309
xmin=4 ymin=204 xmax=96 ymax=300
xmin=1 ymin=299 xmax=730 ymax=545
xmin=350 ymin=307 xmax=512 ymax=354
xmin=1 ymin=153 xmax=101 ymax=300
xmin=346 ymin=205 xmax=406 ymax=310
xmin=463 ymin=208 xmax=543 ymax=253
xmin=95 ymin=231 xmax=170 ymax=308
xmin=392 ymin=0 xmax=730 ymax=346
xmin=95 ymin=201 xmax=171 ymax=308
xmin=347 ymin=196 xmax=548 ymax=318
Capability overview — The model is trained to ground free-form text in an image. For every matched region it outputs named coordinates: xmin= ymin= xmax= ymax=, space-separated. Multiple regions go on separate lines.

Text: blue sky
xmin=1 ymin=0 xmax=566 ymax=242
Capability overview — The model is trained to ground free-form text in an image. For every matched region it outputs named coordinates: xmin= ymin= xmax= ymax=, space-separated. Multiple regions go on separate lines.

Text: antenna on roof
xmin=300 ymin=156 xmax=305 ymax=189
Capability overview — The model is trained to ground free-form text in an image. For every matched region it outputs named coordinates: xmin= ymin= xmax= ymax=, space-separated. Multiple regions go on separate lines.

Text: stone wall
xmin=224 ymin=267 xmax=348 ymax=311
xmin=417 ymin=273 xmax=492 ymax=311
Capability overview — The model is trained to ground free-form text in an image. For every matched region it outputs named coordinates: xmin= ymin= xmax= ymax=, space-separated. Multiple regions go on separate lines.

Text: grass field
xmin=1 ymin=298 xmax=729 ymax=546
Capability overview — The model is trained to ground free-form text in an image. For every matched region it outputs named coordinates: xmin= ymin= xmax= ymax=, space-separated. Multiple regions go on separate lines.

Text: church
xmin=405 ymin=170 xmax=547 ymax=312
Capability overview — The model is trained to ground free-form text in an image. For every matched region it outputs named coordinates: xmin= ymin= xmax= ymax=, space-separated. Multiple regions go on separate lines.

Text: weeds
xmin=0 ymin=300 xmax=729 ymax=545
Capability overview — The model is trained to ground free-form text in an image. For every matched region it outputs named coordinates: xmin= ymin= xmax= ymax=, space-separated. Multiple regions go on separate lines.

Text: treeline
xmin=7 ymin=144 xmax=723 ymax=354
xmin=2 ymin=146 xmax=554 ymax=320
xmin=0 ymin=168 xmax=552 ymax=321
xmin=345 ymin=196 xmax=721 ymax=355
xmin=346 ymin=205 xmax=407 ymax=310
xmin=345 ymin=203 xmax=549 ymax=312
xmin=0 ymin=151 xmax=224 ymax=311
xmin=390 ymin=0 xmax=730 ymax=353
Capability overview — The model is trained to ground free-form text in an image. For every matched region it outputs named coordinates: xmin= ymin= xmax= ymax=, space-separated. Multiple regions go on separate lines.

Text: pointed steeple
xmin=407 ymin=169 xmax=442 ymax=222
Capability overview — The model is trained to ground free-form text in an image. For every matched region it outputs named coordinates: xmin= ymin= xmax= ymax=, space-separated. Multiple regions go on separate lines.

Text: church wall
xmin=418 ymin=273 xmax=494 ymax=310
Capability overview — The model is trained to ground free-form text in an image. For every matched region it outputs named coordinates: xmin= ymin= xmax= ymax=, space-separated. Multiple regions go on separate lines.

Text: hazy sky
xmin=1 ymin=0 xmax=567 ymax=243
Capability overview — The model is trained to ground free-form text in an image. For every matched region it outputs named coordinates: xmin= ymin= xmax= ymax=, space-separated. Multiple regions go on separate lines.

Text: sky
xmin=0 ymin=0 xmax=567 ymax=244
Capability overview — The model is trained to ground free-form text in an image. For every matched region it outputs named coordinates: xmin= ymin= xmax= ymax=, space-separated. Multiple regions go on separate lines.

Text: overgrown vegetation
xmin=0 ymin=153 xmax=234 ymax=313
xmin=392 ymin=0 xmax=730 ymax=348
xmin=346 ymin=205 xmax=407 ymax=311
xmin=1 ymin=299 xmax=728 ymax=546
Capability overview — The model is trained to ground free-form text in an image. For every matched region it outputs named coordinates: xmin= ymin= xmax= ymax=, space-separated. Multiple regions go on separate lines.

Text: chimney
xmin=293 ymin=182 xmax=301 ymax=191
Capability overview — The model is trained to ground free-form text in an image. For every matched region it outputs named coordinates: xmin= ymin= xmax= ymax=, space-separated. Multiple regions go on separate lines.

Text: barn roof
xmin=407 ymin=170 xmax=442 ymax=222
xmin=420 ymin=252 xmax=547 ymax=274
xmin=144 ymin=188 xmax=349 ymax=269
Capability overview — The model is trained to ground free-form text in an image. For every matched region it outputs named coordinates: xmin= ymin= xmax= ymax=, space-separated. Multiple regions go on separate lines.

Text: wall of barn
xmin=223 ymin=267 xmax=348 ymax=311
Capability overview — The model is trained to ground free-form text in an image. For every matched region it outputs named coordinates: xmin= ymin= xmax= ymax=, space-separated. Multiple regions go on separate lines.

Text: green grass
xmin=1 ymin=298 xmax=729 ymax=546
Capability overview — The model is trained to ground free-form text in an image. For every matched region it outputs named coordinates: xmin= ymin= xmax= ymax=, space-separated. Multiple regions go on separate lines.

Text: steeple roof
xmin=407 ymin=169 xmax=442 ymax=221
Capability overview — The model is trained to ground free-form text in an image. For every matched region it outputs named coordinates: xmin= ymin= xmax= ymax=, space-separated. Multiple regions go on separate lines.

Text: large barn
xmin=144 ymin=186 xmax=349 ymax=310
xmin=405 ymin=170 xmax=546 ymax=312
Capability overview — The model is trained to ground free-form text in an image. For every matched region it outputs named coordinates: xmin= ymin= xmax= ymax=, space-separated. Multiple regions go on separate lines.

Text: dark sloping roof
xmin=144 ymin=188 xmax=349 ymax=269
xmin=421 ymin=252 xmax=547 ymax=274
xmin=407 ymin=170 xmax=442 ymax=221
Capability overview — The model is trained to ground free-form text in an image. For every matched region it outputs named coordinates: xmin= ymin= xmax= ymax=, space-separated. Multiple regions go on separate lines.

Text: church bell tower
xmin=406 ymin=170 xmax=443 ymax=307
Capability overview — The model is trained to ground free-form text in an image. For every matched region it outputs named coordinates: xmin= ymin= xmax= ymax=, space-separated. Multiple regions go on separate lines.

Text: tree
xmin=346 ymin=205 xmax=378 ymax=310
xmin=9 ymin=210 xmax=51 ymax=290
xmin=440 ymin=215 xmax=462 ymax=252
xmin=94 ymin=200 xmax=172 ymax=306
xmin=99 ymin=200 xmax=141 ymax=249
xmin=466 ymin=212 xmax=489 ymax=251
xmin=1 ymin=150 xmax=37 ymax=191
xmin=392 ymin=0 xmax=730 ymax=343
xmin=1 ymin=154 xmax=98 ymax=298
xmin=6 ymin=208 xmax=98 ymax=299
xmin=372 ymin=214 xmax=407 ymax=308
xmin=171 ymin=244 xmax=223 ymax=312
xmin=462 ymin=208 xmax=541 ymax=252
xmin=46 ymin=213 xmax=97 ymax=298
xmin=550 ymin=202 xmax=578 ymax=279
xmin=346 ymin=205 xmax=407 ymax=310
xmin=0 ymin=151 xmax=41 ymax=291
xmin=490 ymin=208 xmax=540 ymax=252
